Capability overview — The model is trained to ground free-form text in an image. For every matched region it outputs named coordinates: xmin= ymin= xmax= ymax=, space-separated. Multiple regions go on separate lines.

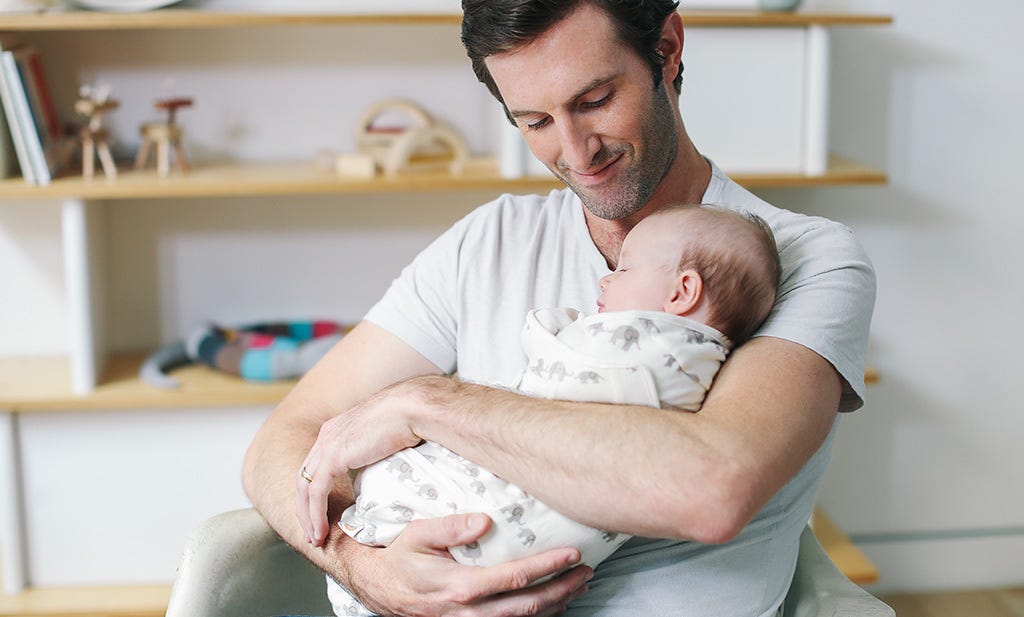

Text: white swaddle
xmin=328 ymin=309 xmax=730 ymax=617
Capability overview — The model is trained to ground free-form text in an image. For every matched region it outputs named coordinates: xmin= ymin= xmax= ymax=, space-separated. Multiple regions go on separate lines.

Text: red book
xmin=14 ymin=46 xmax=60 ymax=143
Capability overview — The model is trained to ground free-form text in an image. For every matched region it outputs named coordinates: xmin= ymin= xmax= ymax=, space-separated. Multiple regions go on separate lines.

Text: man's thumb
xmin=404 ymin=513 xmax=492 ymax=550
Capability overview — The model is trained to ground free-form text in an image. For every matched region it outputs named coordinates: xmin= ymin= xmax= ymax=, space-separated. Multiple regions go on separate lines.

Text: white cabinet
xmin=0 ymin=8 xmax=889 ymax=611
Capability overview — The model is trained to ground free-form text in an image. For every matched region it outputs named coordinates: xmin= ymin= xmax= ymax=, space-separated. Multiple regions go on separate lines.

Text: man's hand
xmin=297 ymin=379 xmax=426 ymax=546
xmin=350 ymin=513 xmax=593 ymax=617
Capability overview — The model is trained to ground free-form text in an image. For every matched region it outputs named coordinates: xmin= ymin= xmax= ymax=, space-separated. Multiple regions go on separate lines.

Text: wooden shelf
xmin=864 ymin=366 xmax=880 ymax=384
xmin=0 ymin=158 xmax=555 ymax=199
xmin=1 ymin=352 xmax=879 ymax=412
xmin=0 ymin=583 xmax=169 ymax=617
xmin=812 ymin=508 xmax=879 ymax=585
xmin=0 ymin=511 xmax=875 ymax=617
xmin=0 ymin=10 xmax=892 ymax=32
xmin=0 ymin=155 xmax=886 ymax=200
xmin=0 ymin=352 xmax=293 ymax=412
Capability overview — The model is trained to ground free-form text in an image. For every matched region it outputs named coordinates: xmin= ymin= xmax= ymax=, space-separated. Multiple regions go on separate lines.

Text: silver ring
xmin=300 ymin=466 xmax=314 ymax=484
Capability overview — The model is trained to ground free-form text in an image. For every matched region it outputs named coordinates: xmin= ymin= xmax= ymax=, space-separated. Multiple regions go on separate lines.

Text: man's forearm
xmin=241 ymin=321 xmax=446 ymax=587
xmin=407 ymin=337 xmax=842 ymax=543
xmin=407 ymin=376 xmax=726 ymax=539
xmin=242 ymin=392 xmax=362 ymax=580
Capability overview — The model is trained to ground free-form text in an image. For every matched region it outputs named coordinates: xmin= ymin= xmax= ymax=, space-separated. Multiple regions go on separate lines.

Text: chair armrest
xmin=165 ymin=508 xmax=333 ymax=617
xmin=782 ymin=526 xmax=894 ymax=617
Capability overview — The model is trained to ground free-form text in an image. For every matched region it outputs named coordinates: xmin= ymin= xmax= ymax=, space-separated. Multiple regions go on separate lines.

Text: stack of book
xmin=0 ymin=39 xmax=69 ymax=185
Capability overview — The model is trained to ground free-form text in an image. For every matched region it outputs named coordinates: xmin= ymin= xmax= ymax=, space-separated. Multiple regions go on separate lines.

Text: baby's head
xmin=597 ymin=204 xmax=780 ymax=345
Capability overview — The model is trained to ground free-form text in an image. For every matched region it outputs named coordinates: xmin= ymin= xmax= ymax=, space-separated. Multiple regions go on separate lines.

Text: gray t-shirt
xmin=365 ymin=162 xmax=875 ymax=616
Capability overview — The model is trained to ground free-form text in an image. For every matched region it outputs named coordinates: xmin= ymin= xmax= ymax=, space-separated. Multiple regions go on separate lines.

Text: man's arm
xmin=422 ymin=336 xmax=841 ymax=543
xmin=242 ymin=320 xmax=591 ymax=616
xmin=308 ymin=335 xmax=841 ymax=545
xmin=242 ymin=321 xmax=438 ymax=554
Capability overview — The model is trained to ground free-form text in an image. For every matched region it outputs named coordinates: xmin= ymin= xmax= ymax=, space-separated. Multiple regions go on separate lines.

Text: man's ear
xmin=664 ymin=268 xmax=703 ymax=316
xmin=659 ymin=11 xmax=684 ymax=85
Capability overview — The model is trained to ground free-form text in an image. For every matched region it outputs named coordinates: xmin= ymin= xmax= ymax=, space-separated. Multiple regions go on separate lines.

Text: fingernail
xmin=467 ymin=514 xmax=484 ymax=529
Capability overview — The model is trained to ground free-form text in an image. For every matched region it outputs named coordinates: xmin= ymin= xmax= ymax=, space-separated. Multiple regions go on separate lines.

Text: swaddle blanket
xmin=517 ymin=308 xmax=729 ymax=410
xmin=328 ymin=309 xmax=729 ymax=617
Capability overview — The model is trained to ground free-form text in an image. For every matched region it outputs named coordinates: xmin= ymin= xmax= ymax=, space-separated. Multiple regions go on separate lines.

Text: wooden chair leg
xmin=134 ymin=137 xmax=153 ymax=170
xmin=82 ymin=138 xmax=95 ymax=179
xmin=172 ymin=139 xmax=189 ymax=173
xmin=157 ymin=138 xmax=170 ymax=177
xmin=97 ymin=142 xmax=117 ymax=179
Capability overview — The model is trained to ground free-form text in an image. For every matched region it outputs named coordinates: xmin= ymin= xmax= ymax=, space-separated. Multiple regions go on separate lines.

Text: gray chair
xmin=166 ymin=508 xmax=894 ymax=617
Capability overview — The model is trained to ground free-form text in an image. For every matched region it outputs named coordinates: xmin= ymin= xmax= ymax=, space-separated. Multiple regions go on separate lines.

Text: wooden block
xmin=335 ymin=153 xmax=377 ymax=178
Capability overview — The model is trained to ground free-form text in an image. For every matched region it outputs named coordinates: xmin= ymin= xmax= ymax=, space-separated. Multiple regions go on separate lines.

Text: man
xmin=243 ymin=1 xmax=875 ymax=615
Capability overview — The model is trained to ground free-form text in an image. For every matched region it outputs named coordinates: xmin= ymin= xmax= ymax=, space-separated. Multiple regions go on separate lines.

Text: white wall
xmin=2 ymin=1 xmax=1022 ymax=592
xmin=766 ymin=0 xmax=1024 ymax=592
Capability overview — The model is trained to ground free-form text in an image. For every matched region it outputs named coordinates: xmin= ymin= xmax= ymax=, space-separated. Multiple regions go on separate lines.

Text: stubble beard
xmin=559 ymin=87 xmax=679 ymax=221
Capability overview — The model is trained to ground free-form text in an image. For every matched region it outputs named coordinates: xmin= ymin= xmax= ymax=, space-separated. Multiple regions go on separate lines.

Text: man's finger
xmin=476 ymin=565 xmax=592 ymax=617
xmin=399 ymin=513 xmax=493 ymax=551
xmin=470 ymin=549 xmax=587 ymax=599
xmin=294 ymin=475 xmax=315 ymax=543
xmin=307 ymin=469 xmax=334 ymax=545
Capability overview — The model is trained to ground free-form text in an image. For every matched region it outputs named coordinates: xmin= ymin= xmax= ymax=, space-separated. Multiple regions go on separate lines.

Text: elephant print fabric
xmin=516 ymin=308 xmax=729 ymax=411
xmin=328 ymin=308 xmax=730 ymax=617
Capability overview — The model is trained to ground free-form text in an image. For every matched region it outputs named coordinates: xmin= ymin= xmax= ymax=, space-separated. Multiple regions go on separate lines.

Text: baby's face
xmin=597 ymin=220 xmax=681 ymax=313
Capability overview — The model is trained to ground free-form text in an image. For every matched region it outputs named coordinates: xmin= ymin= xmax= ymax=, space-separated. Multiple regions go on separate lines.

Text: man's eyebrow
xmin=507 ymin=76 xmax=616 ymax=119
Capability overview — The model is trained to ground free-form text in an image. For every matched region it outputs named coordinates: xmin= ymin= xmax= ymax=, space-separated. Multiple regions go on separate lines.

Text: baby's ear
xmin=664 ymin=269 xmax=703 ymax=316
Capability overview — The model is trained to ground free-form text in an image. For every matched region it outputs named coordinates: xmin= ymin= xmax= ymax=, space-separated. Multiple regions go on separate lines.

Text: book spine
xmin=24 ymin=51 xmax=59 ymax=141
xmin=0 ymin=96 xmax=12 ymax=179
xmin=0 ymin=50 xmax=48 ymax=185
xmin=14 ymin=56 xmax=49 ymax=149
xmin=0 ymin=51 xmax=35 ymax=185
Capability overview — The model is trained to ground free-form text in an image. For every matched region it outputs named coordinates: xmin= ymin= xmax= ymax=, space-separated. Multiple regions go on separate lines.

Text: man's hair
xmin=652 ymin=205 xmax=781 ymax=345
xmin=461 ymin=0 xmax=683 ymax=122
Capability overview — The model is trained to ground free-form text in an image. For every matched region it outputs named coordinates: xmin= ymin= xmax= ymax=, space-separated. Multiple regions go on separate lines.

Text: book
xmin=14 ymin=46 xmax=60 ymax=143
xmin=0 ymin=47 xmax=36 ymax=184
xmin=14 ymin=46 xmax=69 ymax=177
xmin=0 ymin=96 xmax=14 ymax=179
xmin=0 ymin=48 xmax=50 ymax=184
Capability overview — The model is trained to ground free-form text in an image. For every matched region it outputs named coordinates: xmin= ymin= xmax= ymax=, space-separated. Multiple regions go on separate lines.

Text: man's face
xmin=485 ymin=4 xmax=679 ymax=221
xmin=597 ymin=219 xmax=680 ymax=313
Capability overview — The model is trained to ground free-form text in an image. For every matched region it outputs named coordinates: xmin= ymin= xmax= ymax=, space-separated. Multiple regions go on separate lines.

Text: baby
xmin=327 ymin=204 xmax=781 ymax=616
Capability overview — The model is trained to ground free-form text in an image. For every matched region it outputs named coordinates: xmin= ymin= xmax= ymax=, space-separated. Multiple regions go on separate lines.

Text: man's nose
xmin=558 ymin=118 xmax=599 ymax=173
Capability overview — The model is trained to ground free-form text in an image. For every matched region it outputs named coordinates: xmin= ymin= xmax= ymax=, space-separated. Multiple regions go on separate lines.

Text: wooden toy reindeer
xmin=74 ymin=85 xmax=119 ymax=180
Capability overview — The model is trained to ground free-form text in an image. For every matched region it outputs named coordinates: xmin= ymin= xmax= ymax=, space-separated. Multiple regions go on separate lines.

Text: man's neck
xmin=586 ymin=144 xmax=711 ymax=269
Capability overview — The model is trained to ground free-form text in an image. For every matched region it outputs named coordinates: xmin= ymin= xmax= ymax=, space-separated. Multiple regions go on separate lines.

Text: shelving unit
xmin=0 ymin=8 xmax=892 ymax=396
xmin=0 ymin=351 xmax=880 ymax=414
xmin=0 ymin=508 xmax=878 ymax=617
xmin=0 ymin=155 xmax=886 ymax=200
xmin=0 ymin=9 xmax=892 ymax=31
xmin=0 ymin=7 xmax=890 ymax=613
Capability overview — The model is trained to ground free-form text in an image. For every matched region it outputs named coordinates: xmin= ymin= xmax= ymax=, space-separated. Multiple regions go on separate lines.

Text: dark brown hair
xmin=461 ymin=0 xmax=683 ymax=122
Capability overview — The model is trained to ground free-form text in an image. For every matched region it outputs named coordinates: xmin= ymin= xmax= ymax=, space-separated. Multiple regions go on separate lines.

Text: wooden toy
xmin=335 ymin=99 xmax=470 ymax=178
xmin=74 ymin=90 xmax=119 ymax=180
xmin=135 ymin=97 xmax=193 ymax=177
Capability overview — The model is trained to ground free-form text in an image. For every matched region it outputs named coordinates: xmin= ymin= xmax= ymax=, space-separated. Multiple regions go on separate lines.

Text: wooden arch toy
xmin=337 ymin=99 xmax=470 ymax=177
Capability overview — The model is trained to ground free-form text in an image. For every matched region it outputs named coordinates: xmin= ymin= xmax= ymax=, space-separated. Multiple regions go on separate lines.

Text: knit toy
xmin=139 ymin=320 xmax=350 ymax=389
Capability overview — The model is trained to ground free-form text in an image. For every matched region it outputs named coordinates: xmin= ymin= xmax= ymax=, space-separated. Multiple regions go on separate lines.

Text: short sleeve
xmin=757 ymin=219 xmax=876 ymax=412
xmin=362 ymin=215 xmax=469 ymax=374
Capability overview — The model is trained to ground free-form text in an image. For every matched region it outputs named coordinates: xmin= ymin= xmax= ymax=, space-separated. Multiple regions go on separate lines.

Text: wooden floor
xmin=882 ymin=588 xmax=1024 ymax=617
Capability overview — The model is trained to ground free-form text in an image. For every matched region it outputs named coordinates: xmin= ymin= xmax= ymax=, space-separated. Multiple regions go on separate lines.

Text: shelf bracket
xmin=0 ymin=411 xmax=28 ymax=594
xmin=61 ymin=199 xmax=107 ymax=395
xmin=803 ymin=24 xmax=831 ymax=176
